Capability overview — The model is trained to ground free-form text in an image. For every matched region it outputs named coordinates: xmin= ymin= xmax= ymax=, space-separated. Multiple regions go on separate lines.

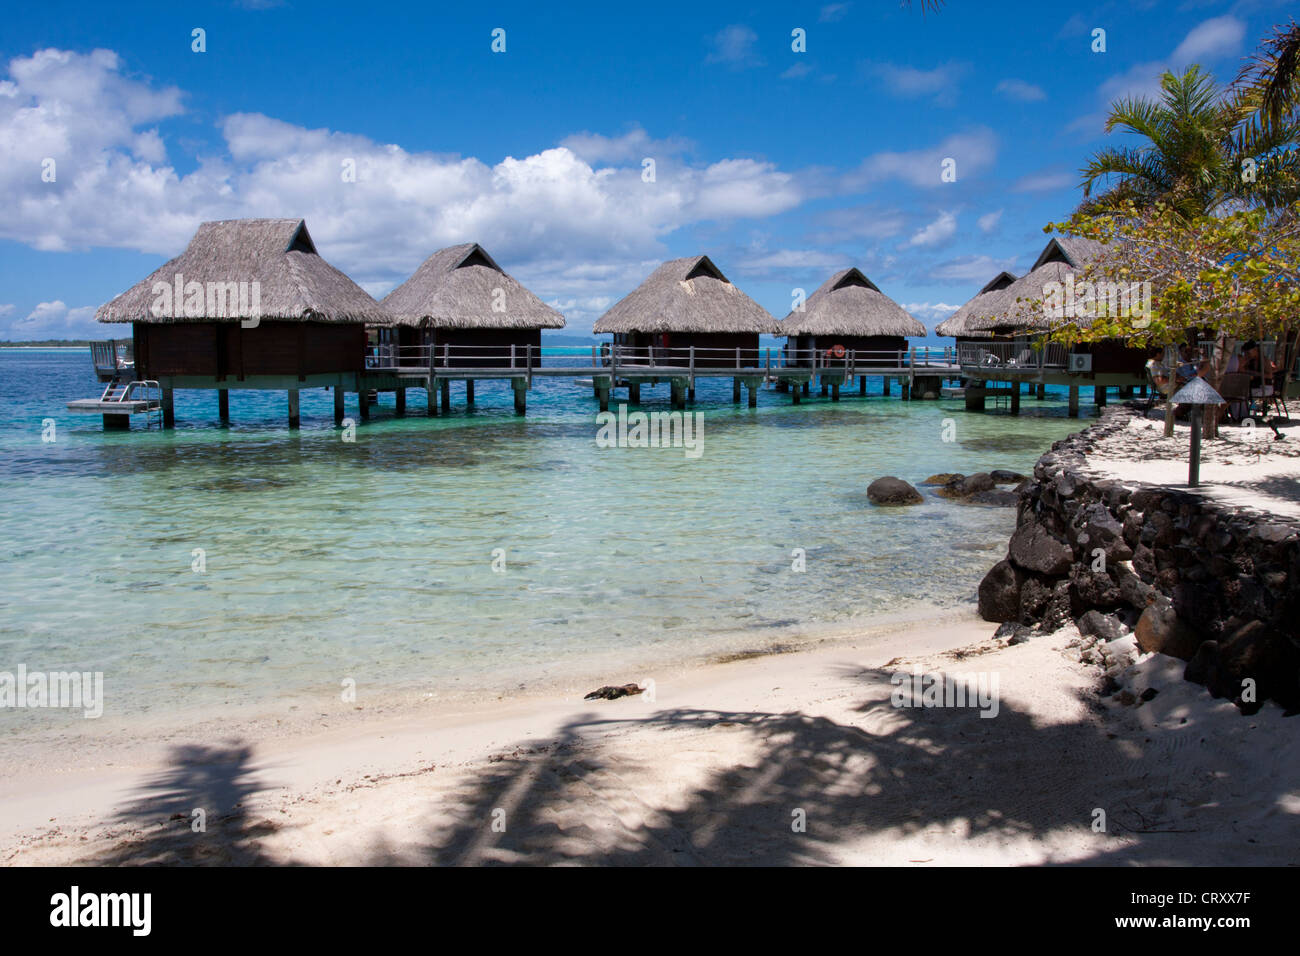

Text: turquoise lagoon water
xmin=0 ymin=349 xmax=1095 ymax=733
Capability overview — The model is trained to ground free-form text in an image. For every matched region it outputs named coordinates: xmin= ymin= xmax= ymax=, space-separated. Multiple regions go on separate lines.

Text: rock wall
xmin=978 ymin=405 xmax=1300 ymax=713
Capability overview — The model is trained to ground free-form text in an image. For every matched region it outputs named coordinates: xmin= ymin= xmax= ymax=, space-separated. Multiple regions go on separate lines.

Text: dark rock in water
xmin=1008 ymin=514 xmax=1073 ymax=576
xmin=978 ymin=559 xmax=1023 ymax=623
xmin=1077 ymin=609 xmax=1125 ymax=643
xmin=936 ymin=472 xmax=995 ymax=499
xmin=584 ymin=684 xmax=644 ymax=701
xmin=968 ymin=489 xmax=1018 ymax=507
xmin=990 ymin=469 xmax=1027 ymax=485
xmin=1134 ymin=601 xmax=1201 ymax=660
xmin=922 ymin=473 xmax=964 ymax=486
xmin=867 ymin=476 xmax=923 ymax=505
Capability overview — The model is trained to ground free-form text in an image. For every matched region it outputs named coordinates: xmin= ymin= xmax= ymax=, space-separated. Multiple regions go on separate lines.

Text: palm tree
xmin=1237 ymin=19 xmax=1300 ymax=135
xmin=1231 ymin=20 xmax=1300 ymax=214
xmin=1080 ymin=66 xmax=1240 ymax=220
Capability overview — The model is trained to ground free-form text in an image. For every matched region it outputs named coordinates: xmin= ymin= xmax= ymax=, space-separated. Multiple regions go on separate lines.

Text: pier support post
xmin=820 ymin=381 xmax=829 ymax=397
xmin=1010 ymin=386 xmax=1020 ymax=416
xmin=859 ymin=375 xmax=867 ymax=396
xmin=426 ymin=383 xmax=437 ymax=416
xmin=597 ymin=380 xmax=610 ymax=413
xmin=162 ymin=387 xmax=175 ymax=428
xmin=1068 ymin=385 xmax=1080 ymax=418
xmin=334 ymin=386 xmax=345 ymax=425
xmin=1119 ymin=385 xmax=1133 ymax=399
xmin=466 ymin=380 xmax=475 ymax=406
xmin=688 ymin=386 xmax=696 ymax=403
xmin=629 ymin=382 xmax=640 ymax=403
xmin=358 ymin=390 xmax=370 ymax=422
xmin=882 ymin=377 xmax=890 ymax=397
xmin=776 ymin=380 xmax=789 ymax=393
xmin=746 ymin=379 xmax=758 ymax=408
xmin=103 ymin=413 xmax=130 ymax=430
xmin=218 ymin=389 xmax=230 ymax=424
xmin=512 ymin=378 xmax=527 ymax=416
xmin=792 ymin=385 xmax=801 ymax=405
xmin=965 ymin=383 xmax=986 ymax=412
xmin=801 ymin=381 xmax=810 ymax=395
xmin=1036 ymin=383 xmax=1046 ymax=400
xmin=670 ymin=379 xmax=686 ymax=410
xmin=441 ymin=379 xmax=451 ymax=413
xmin=288 ymin=388 xmax=300 ymax=429
xmin=831 ymin=381 xmax=840 ymax=402
xmin=732 ymin=378 xmax=741 ymax=403
xmin=1095 ymin=385 xmax=1107 ymax=408
xmin=395 ymin=388 xmax=406 ymax=416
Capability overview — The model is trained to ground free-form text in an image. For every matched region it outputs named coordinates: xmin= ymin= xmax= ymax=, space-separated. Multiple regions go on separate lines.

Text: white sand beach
xmin=3 ymin=608 xmax=1295 ymax=866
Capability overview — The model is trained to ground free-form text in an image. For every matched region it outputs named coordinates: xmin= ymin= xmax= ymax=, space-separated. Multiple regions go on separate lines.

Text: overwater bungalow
xmin=593 ymin=255 xmax=780 ymax=369
xmin=379 ymin=243 xmax=565 ymax=370
xmin=934 ymin=271 xmax=1017 ymax=346
xmin=779 ymin=268 xmax=925 ymax=368
xmin=90 ymin=218 xmax=387 ymax=428
xmin=955 ymin=235 xmax=1147 ymax=415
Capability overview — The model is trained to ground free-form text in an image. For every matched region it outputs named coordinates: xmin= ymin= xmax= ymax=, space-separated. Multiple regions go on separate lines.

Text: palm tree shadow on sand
xmin=359 ymin=665 xmax=1292 ymax=866
xmin=88 ymin=741 xmax=291 ymax=865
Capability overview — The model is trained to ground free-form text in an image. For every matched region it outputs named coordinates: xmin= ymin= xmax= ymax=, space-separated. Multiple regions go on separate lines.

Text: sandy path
xmin=3 ymin=611 xmax=1296 ymax=866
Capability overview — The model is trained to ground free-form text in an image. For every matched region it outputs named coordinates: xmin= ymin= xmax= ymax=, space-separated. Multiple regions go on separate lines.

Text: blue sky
xmin=0 ymin=0 xmax=1289 ymax=338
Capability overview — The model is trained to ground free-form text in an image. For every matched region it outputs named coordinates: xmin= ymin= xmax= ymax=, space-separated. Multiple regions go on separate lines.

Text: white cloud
xmin=1012 ymin=168 xmax=1076 ymax=193
xmin=732 ymin=249 xmax=848 ymax=276
xmin=844 ymin=128 xmax=998 ymax=190
xmin=996 ymin=79 xmax=1046 ymax=102
xmin=819 ymin=3 xmax=852 ymax=23
xmin=904 ymin=301 xmax=960 ymax=322
xmin=907 ymin=210 xmax=957 ymax=247
xmin=706 ymin=25 xmax=764 ymax=68
xmin=977 ymin=209 xmax=1003 ymax=232
xmin=866 ymin=61 xmax=967 ymax=104
xmin=5 ymin=300 xmax=99 ymax=339
xmin=781 ymin=62 xmax=813 ymax=79
xmin=0 ymin=47 xmax=817 ymax=318
xmin=930 ymin=255 xmax=1019 ymax=283
xmin=1171 ymin=15 xmax=1246 ymax=66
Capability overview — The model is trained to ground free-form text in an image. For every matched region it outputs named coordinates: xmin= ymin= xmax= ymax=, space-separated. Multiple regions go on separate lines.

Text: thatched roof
xmin=381 ymin=243 xmax=565 ymax=329
xmin=98 ymin=218 xmax=388 ymax=324
xmin=965 ymin=235 xmax=1111 ymax=333
xmin=934 ymin=271 xmax=1017 ymax=338
xmin=779 ymin=268 xmax=925 ymax=337
xmin=593 ymin=256 xmax=780 ymax=335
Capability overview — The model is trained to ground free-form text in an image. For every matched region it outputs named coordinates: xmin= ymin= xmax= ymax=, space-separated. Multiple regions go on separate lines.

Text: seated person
xmin=1240 ymin=340 xmax=1278 ymax=391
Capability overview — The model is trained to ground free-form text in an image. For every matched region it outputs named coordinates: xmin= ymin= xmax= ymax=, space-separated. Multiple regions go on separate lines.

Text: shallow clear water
xmin=0 ymin=349 xmax=1092 ymax=733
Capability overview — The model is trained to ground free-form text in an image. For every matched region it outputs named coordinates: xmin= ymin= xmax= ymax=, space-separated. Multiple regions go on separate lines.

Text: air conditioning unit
xmin=1068 ymin=353 xmax=1092 ymax=373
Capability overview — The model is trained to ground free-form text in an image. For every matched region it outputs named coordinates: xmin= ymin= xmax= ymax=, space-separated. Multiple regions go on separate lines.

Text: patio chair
xmin=1219 ymin=372 xmax=1252 ymax=423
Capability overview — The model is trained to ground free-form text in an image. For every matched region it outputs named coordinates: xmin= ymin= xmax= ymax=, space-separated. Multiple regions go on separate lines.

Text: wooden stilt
xmin=792 ymin=385 xmax=801 ymax=405
xmin=629 ymin=382 xmax=640 ymax=403
xmin=597 ymin=380 xmax=610 ymax=413
xmin=883 ymin=377 xmax=890 ymax=397
xmin=1010 ymin=386 xmax=1020 ymax=416
xmin=218 ymin=388 xmax=230 ymax=423
xmin=801 ymin=381 xmax=810 ymax=395
xmin=1036 ymin=383 xmax=1046 ymax=400
xmin=103 ymin=413 xmax=130 ymax=430
xmin=334 ymin=386 xmax=345 ymax=425
xmin=358 ymin=389 xmax=370 ymax=421
xmin=441 ymin=379 xmax=451 ymax=413
xmin=466 ymin=380 xmax=475 ymax=405
xmin=1068 ymin=385 xmax=1080 ymax=418
xmin=162 ymin=387 xmax=175 ymax=428
xmin=732 ymin=378 xmax=741 ymax=403
xmin=965 ymin=383 xmax=986 ymax=412
xmin=427 ymin=382 xmax=437 ymax=417
xmin=513 ymin=378 xmax=527 ymax=416
xmin=288 ymin=388 xmax=300 ymax=429
xmin=395 ymin=388 xmax=406 ymax=416
xmin=747 ymin=380 xmax=758 ymax=408
xmin=831 ymin=382 xmax=840 ymax=402
xmin=859 ymin=375 xmax=866 ymax=396
xmin=670 ymin=379 xmax=686 ymax=410
xmin=1095 ymin=385 xmax=1107 ymax=407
